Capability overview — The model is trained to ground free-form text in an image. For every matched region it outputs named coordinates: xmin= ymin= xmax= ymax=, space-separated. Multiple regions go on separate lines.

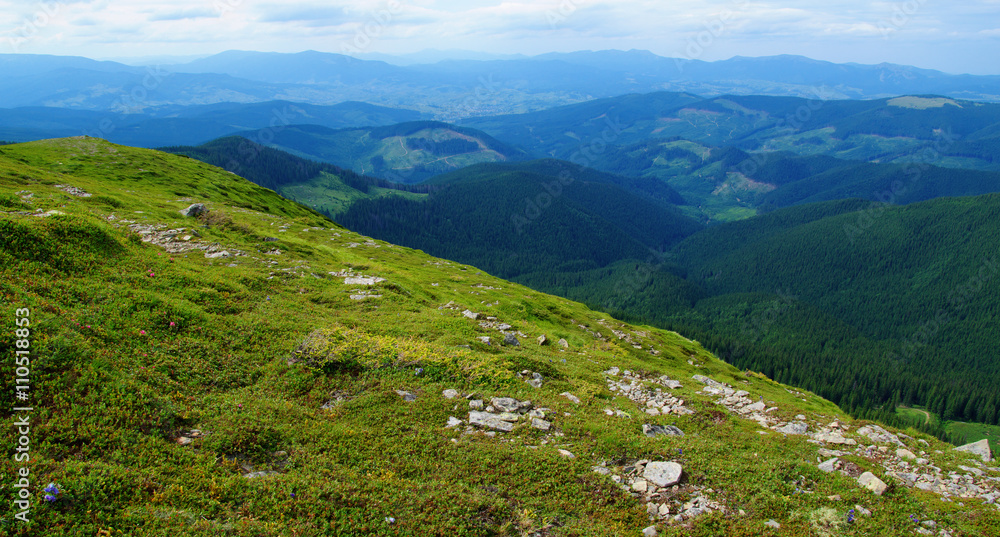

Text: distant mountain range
xmin=2 ymin=50 xmax=999 ymax=122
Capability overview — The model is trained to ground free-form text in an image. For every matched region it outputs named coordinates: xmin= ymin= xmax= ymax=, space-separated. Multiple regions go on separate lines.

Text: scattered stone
xmin=176 ymin=437 xmax=193 ymax=446
xmin=462 ymin=309 xmax=480 ymax=320
xmin=561 ymin=392 xmax=581 ymax=405
xmin=180 ymin=203 xmax=206 ymax=217
xmin=642 ymin=525 xmax=657 ymax=537
xmin=477 ymin=336 xmax=491 ymax=345
xmin=537 ymin=334 xmax=548 ymax=346
xmin=632 ymin=479 xmax=649 ymax=493
xmin=857 ymin=425 xmax=905 ymax=446
xmin=395 ymin=390 xmax=417 ymax=402
xmin=446 ymin=417 xmax=462 ymax=428
xmin=643 ymin=424 xmax=685 ymax=438
xmin=503 ymin=333 xmax=520 ymax=347
xmin=592 ymin=466 xmax=611 ymax=475
xmin=205 ymin=251 xmax=231 ymax=259
xmin=775 ymin=422 xmax=809 ymax=435
xmin=643 ymin=462 xmax=683 ymax=487
xmin=469 ymin=400 xmax=484 ymax=410
xmin=813 ymin=432 xmax=857 ymax=445
xmin=244 ymin=470 xmax=279 ymax=479
xmin=491 ymin=397 xmax=521 ymax=413
xmin=764 ymin=520 xmax=780 ymax=529
xmin=442 ymin=389 xmax=459 ymax=399
xmin=854 ymin=505 xmax=871 ymax=517
xmin=818 ymin=458 xmax=840 ymax=473
xmin=858 ymin=472 xmax=888 ymax=495
xmin=469 ymin=411 xmax=515 ymax=432
xmin=954 ymin=439 xmax=993 ymax=462
xmin=558 ymin=449 xmax=575 ymax=459
xmin=896 ymin=448 xmax=917 ymax=460
xmin=345 ymin=276 xmax=385 ymax=286
xmin=531 ymin=418 xmax=551 ymax=431
xmin=558 ymin=338 xmax=569 ymax=348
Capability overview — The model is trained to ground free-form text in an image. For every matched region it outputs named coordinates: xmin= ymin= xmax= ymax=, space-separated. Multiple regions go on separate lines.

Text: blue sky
xmin=1 ymin=0 xmax=997 ymax=74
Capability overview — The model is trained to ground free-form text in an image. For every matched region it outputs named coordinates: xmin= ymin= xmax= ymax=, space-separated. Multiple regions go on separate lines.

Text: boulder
xmin=858 ymin=472 xmax=888 ymax=495
xmin=469 ymin=411 xmax=514 ymax=432
xmin=530 ymin=418 xmax=551 ymax=431
xmin=179 ymin=203 xmax=207 ymax=217
xmin=818 ymin=458 xmax=839 ymax=473
xmin=643 ymin=424 xmax=685 ymax=438
xmin=954 ymin=439 xmax=993 ymax=462
xmin=896 ymin=448 xmax=917 ymax=460
xmin=561 ymin=392 xmax=581 ymax=404
xmin=503 ymin=333 xmax=520 ymax=346
xmin=491 ymin=397 xmax=520 ymax=413
xmin=642 ymin=461 xmax=683 ymax=487
xmin=462 ymin=309 xmax=479 ymax=320
xmin=775 ymin=422 xmax=809 ymax=435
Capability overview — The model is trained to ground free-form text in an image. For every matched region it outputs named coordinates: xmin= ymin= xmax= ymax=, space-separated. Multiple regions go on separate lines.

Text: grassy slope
xmin=0 ymin=138 xmax=998 ymax=536
xmin=897 ymin=407 xmax=1000 ymax=457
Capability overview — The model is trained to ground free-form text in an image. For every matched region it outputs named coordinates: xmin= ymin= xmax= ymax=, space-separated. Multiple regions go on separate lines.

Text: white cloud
xmin=0 ymin=0 xmax=995 ymax=73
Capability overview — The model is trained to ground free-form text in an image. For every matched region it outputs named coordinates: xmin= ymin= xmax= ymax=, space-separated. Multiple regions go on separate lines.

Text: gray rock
xmin=858 ymin=472 xmax=888 ymax=495
xmin=477 ymin=336 xmax=491 ymax=345
xmin=643 ymin=461 xmax=683 ymax=487
xmin=442 ymin=389 xmax=459 ymax=399
xmin=558 ymin=449 xmax=575 ymax=459
xmin=446 ymin=417 xmax=462 ymax=428
xmin=642 ymin=526 xmax=658 ymax=537
xmin=954 ymin=439 xmax=993 ymax=462
xmin=558 ymin=338 xmax=569 ymax=348
xmin=462 ymin=309 xmax=480 ymax=320
xmin=857 ymin=425 xmax=905 ymax=447
xmin=663 ymin=380 xmax=683 ymax=389
xmin=813 ymin=432 xmax=856 ymax=445
xmin=180 ymin=203 xmax=207 ymax=217
xmin=531 ymin=418 xmax=551 ymax=431
xmin=244 ymin=470 xmax=278 ymax=479
xmin=395 ymin=390 xmax=417 ymax=402
xmin=896 ymin=448 xmax=917 ymax=460
xmin=345 ymin=276 xmax=385 ymax=286
xmin=527 ymin=378 xmax=543 ymax=389
xmin=561 ymin=392 xmax=581 ymax=404
xmin=643 ymin=424 xmax=684 ymax=438
xmin=469 ymin=411 xmax=515 ymax=432
xmin=775 ymin=422 xmax=809 ymax=435
xmin=537 ymin=335 xmax=548 ymax=346
xmin=205 ymin=251 xmax=230 ymax=259
xmin=503 ymin=333 xmax=520 ymax=346
xmin=491 ymin=397 xmax=520 ymax=413
xmin=818 ymin=458 xmax=839 ymax=473
xmin=692 ymin=375 xmax=722 ymax=387
xmin=469 ymin=399 xmax=484 ymax=410
xmin=765 ymin=520 xmax=780 ymax=529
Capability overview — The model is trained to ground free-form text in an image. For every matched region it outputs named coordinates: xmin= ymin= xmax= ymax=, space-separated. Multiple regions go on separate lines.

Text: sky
xmin=0 ymin=0 xmax=998 ymax=74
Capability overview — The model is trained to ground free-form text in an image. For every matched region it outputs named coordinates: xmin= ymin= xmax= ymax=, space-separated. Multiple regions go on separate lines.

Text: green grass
xmin=897 ymin=406 xmax=1000 ymax=455
xmin=1 ymin=137 xmax=998 ymax=536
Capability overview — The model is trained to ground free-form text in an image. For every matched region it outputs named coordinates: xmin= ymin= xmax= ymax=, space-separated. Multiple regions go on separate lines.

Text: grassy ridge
xmin=1 ymin=138 xmax=998 ymax=536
